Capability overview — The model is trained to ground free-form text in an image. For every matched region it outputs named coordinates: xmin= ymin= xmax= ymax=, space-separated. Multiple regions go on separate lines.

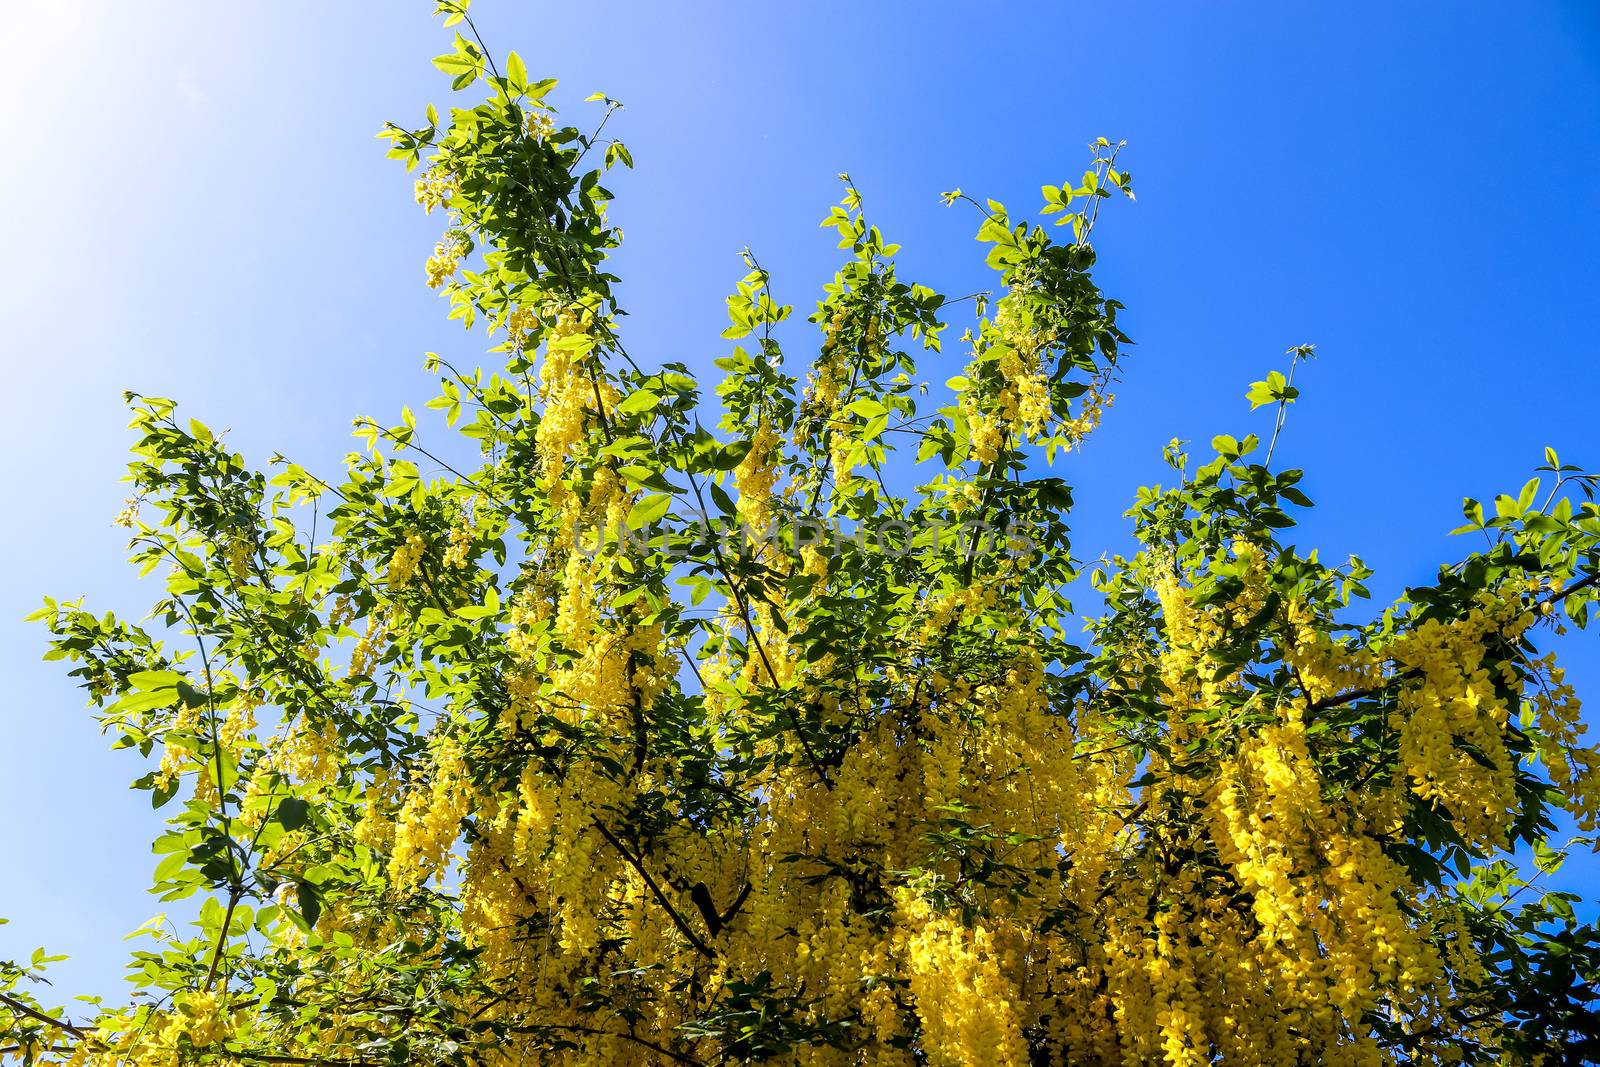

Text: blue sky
xmin=1 ymin=1 xmax=1597 ymax=997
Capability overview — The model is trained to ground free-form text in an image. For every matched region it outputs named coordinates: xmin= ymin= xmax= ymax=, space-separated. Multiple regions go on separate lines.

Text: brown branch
xmin=1308 ymin=669 xmax=1420 ymax=714
xmin=224 ymin=1053 xmax=378 ymax=1067
xmin=682 ymin=475 xmax=834 ymax=790
xmin=0 ymin=992 xmax=85 ymax=1038
xmin=590 ymin=818 xmax=716 ymax=959
xmin=515 ymin=1021 xmax=704 ymax=1065
xmin=689 ymin=880 xmax=752 ymax=937
xmin=1306 ymin=571 xmax=1597 ymax=715
xmin=1545 ymin=570 xmax=1600 ymax=608
xmin=204 ymin=886 xmax=244 ymax=990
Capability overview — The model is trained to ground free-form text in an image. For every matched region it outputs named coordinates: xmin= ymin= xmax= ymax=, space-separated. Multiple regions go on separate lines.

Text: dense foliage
xmin=6 ymin=5 xmax=1600 ymax=1064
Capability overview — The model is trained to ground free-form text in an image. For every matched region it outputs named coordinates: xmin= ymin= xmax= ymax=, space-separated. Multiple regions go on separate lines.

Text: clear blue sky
xmin=2 ymin=1 xmax=1597 ymax=997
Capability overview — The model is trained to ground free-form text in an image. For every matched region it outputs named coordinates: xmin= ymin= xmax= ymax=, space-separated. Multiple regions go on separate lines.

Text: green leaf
xmin=617 ymin=390 xmax=660 ymax=417
xmin=1245 ymin=379 xmax=1276 ymax=409
xmin=276 ymin=797 xmax=311 ymax=832
xmin=433 ymin=35 xmax=483 ymax=90
xmin=627 ymin=493 xmax=672 ymax=529
xmin=846 ymin=397 xmax=888 ymax=420
xmin=1245 ymin=370 xmax=1297 ymax=410
xmin=505 ymin=50 xmax=528 ymax=92
xmin=295 ymin=883 xmax=322 ymax=930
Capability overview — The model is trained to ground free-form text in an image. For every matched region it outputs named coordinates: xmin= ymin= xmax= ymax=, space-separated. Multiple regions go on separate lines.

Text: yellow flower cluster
xmin=734 ymin=418 xmax=780 ymax=533
xmin=224 ymin=536 xmax=252 ymax=581
xmin=162 ymin=990 xmax=233 ymax=1049
xmin=347 ymin=607 xmax=393 ymax=679
xmin=526 ymin=108 xmax=555 ymax=139
xmin=327 ymin=593 xmax=355 ymax=629
xmin=506 ymin=303 xmax=542 ymax=349
xmin=386 ymin=530 xmax=427 ymax=589
xmin=413 ymin=168 xmax=458 ymax=214
xmin=152 ymin=699 xmax=207 ymax=793
xmin=956 ymin=293 xmax=1115 ymax=464
xmin=896 ymin=892 xmax=1030 ymax=1067
xmin=965 ymin=402 xmax=1003 ymax=466
xmin=1388 ymin=596 xmax=1531 ymax=849
xmin=443 ymin=504 xmax=476 ymax=569
xmin=269 ymin=718 xmax=342 ymax=789
xmin=957 ymin=294 xmax=1059 ymax=466
xmin=1061 ymin=378 xmax=1113 ymax=448
xmin=218 ymin=695 xmax=258 ymax=751
xmin=425 ymin=236 xmax=464 ymax=289
xmin=354 ymin=765 xmax=401 ymax=849
xmin=62 ymin=993 xmax=242 ymax=1066
xmin=991 ymin=297 xmax=1054 ymax=440
xmin=801 ymin=306 xmax=853 ymax=448
xmin=390 ymin=738 xmax=472 ymax=888
xmin=535 ymin=308 xmax=602 ymax=496
xmin=1525 ymin=651 xmax=1600 ymax=828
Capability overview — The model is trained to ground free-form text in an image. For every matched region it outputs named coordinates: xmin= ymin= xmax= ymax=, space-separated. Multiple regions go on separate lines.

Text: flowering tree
xmin=6 ymin=5 xmax=1600 ymax=1064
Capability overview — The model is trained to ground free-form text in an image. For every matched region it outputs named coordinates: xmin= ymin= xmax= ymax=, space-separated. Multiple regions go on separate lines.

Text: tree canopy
xmin=5 ymin=4 xmax=1600 ymax=1064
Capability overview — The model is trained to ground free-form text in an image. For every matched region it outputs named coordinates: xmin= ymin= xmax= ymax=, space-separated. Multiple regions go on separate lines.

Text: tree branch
xmin=0 ymin=992 xmax=85 ymax=1038
xmin=590 ymin=818 xmax=716 ymax=959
